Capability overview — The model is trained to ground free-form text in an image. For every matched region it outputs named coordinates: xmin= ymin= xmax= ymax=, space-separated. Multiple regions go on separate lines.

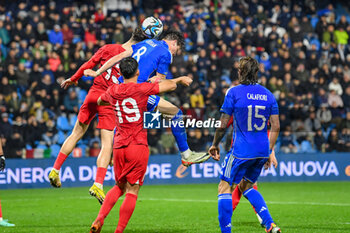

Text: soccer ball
xmin=142 ymin=16 xmax=163 ymax=39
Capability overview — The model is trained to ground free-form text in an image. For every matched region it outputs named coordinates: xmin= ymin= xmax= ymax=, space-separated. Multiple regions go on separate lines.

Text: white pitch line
xmin=3 ymin=196 xmax=350 ymax=207
xmin=139 ymin=198 xmax=350 ymax=207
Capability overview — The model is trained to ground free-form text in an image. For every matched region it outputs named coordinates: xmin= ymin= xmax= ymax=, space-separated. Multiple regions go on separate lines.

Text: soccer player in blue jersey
xmin=208 ymin=57 xmax=281 ymax=233
xmin=85 ymin=29 xmax=210 ymax=166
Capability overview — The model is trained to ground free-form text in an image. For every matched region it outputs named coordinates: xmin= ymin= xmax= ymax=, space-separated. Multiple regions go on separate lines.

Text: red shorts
xmin=113 ymin=144 xmax=149 ymax=186
xmin=77 ymin=88 xmax=116 ymax=130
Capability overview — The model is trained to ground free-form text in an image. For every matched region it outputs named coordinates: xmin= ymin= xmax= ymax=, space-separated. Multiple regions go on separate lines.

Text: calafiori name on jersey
xmin=247 ymin=93 xmax=268 ymax=101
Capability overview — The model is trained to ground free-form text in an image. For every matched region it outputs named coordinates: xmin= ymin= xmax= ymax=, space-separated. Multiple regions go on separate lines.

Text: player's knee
xmin=172 ymin=109 xmax=183 ymax=120
xmin=126 ymin=183 xmax=140 ymax=195
xmin=218 ymin=180 xmax=231 ymax=194
xmin=239 ymin=179 xmax=253 ymax=192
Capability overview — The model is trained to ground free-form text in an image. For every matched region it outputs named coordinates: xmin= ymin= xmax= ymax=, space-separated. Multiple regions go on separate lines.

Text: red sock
xmin=115 ymin=193 xmax=138 ymax=233
xmin=232 ymin=185 xmax=242 ymax=211
xmin=0 ymin=200 xmax=2 ymax=219
xmin=95 ymin=167 xmax=107 ymax=185
xmin=252 ymin=185 xmax=258 ymax=214
xmin=97 ymin=186 xmax=124 ymax=225
xmin=53 ymin=152 xmax=68 ymax=170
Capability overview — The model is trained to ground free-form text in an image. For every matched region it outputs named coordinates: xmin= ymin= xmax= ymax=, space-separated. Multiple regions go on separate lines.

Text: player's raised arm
xmin=158 ymin=79 xmax=177 ymax=93
xmin=84 ymin=48 xmax=133 ymax=77
xmin=148 ymin=73 xmax=166 ymax=83
xmin=61 ymin=46 xmax=107 ymax=89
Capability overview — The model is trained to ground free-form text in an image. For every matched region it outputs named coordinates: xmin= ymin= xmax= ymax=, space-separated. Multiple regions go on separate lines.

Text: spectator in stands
xmin=317 ymin=104 xmax=332 ymax=129
xmin=148 ymin=129 xmax=162 ymax=154
xmin=48 ymin=24 xmax=63 ymax=45
xmin=63 ymin=90 xmax=79 ymax=114
xmin=304 ymin=111 xmax=322 ymax=135
xmin=328 ymin=89 xmax=344 ymax=108
xmin=326 ymin=129 xmax=341 ymax=152
xmin=190 ymin=89 xmax=204 ymax=109
xmin=89 ymin=129 xmax=101 ymax=148
xmin=280 ymin=127 xmax=298 ymax=153
xmin=61 ymin=24 xmax=73 ymax=43
xmin=160 ymin=128 xmax=177 ymax=154
xmin=329 ymin=77 xmax=343 ymax=96
xmin=338 ymin=128 xmax=350 ymax=152
xmin=314 ymin=129 xmax=327 ymax=152
xmin=7 ymin=132 xmax=25 ymax=158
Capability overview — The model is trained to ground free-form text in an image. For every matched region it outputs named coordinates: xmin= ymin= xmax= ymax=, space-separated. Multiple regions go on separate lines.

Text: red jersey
xmin=100 ymin=82 xmax=159 ymax=148
xmin=70 ymin=44 xmax=125 ymax=90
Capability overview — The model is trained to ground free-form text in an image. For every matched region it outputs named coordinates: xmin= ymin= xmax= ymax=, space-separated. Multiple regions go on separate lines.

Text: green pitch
xmin=1 ymin=182 xmax=350 ymax=233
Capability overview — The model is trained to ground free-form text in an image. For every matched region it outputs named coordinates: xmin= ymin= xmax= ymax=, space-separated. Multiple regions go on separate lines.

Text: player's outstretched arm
xmin=171 ymin=76 xmax=193 ymax=86
xmin=158 ymin=80 xmax=177 ymax=93
xmin=0 ymin=138 xmax=5 ymax=171
xmin=84 ymin=48 xmax=133 ymax=77
xmin=70 ymin=47 xmax=106 ymax=83
xmin=60 ymin=78 xmax=78 ymax=89
xmin=148 ymin=73 xmax=166 ymax=83
xmin=150 ymin=75 xmax=192 ymax=87
xmin=208 ymin=113 xmax=231 ymax=161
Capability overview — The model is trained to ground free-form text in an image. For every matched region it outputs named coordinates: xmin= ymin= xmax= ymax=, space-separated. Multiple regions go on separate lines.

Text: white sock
xmin=181 ymin=149 xmax=191 ymax=160
xmin=0 ymin=217 xmax=3 ymax=221
xmin=94 ymin=182 xmax=103 ymax=190
xmin=256 ymin=213 xmax=263 ymax=224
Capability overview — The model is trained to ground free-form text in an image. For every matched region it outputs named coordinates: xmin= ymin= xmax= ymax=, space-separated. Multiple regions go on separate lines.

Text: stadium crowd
xmin=0 ymin=0 xmax=349 ymax=158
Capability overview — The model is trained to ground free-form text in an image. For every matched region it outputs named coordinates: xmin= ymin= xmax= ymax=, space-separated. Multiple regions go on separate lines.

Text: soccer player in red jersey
xmin=0 ymin=139 xmax=15 ymax=227
xmin=89 ymin=57 xmax=191 ymax=233
xmin=48 ymin=27 xmax=148 ymax=204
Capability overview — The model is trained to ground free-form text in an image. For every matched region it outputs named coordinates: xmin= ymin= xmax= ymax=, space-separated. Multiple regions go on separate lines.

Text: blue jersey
xmin=220 ymin=84 xmax=279 ymax=159
xmin=119 ymin=39 xmax=172 ymax=83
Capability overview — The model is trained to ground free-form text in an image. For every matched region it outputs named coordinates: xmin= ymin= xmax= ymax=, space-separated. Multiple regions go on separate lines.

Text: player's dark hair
xmin=161 ymin=28 xmax=185 ymax=49
xmin=120 ymin=57 xmax=138 ymax=79
xmin=238 ymin=57 xmax=259 ymax=85
xmin=131 ymin=26 xmax=148 ymax=42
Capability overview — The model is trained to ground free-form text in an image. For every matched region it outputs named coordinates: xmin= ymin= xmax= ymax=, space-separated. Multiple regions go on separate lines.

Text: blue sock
xmin=171 ymin=109 xmax=189 ymax=152
xmin=243 ymin=188 xmax=274 ymax=229
xmin=218 ymin=193 xmax=232 ymax=233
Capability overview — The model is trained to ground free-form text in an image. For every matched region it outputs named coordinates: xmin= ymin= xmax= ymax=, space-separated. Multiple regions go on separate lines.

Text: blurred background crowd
xmin=0 ymin=0 xmax=349 ymax=159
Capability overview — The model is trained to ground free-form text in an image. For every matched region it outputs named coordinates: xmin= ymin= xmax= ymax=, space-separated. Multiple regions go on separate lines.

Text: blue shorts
xmin=147 ymin=95 xmax=161 ymax=112
xmin=220 ymin=152 xmax=268 ymax=185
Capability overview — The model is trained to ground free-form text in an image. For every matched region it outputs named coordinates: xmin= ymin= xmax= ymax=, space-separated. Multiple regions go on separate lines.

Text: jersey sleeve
xmin=139 ymin=83 xmax=160 ymax=96
xmin=157 ymin=52 xmax=171 ymax=76
xmin=220 ymin=88 xmax=235 ymax=116
xmin=270 ymin=95 xmax=279 ymax=115
xmin=70 ymin=45 xmax=107 ymax=82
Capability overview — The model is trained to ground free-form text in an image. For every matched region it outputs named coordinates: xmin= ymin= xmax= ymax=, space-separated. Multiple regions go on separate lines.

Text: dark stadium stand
xmin=0 ymin=0 xmax=349 ymax=159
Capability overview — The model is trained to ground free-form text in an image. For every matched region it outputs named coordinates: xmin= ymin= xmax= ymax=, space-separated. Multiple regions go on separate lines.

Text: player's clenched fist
xmin=60 ymin=78 xmax=78 ymax=89
xmin=208 ymin=145 xmax=220 ymax=161
xmin=84 ymin=69 xmax=98 ymax=77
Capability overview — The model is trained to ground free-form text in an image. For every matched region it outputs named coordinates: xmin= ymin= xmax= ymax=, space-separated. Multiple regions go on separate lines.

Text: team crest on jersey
xmin=143 ymin=111 xmax=161 ymax=129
